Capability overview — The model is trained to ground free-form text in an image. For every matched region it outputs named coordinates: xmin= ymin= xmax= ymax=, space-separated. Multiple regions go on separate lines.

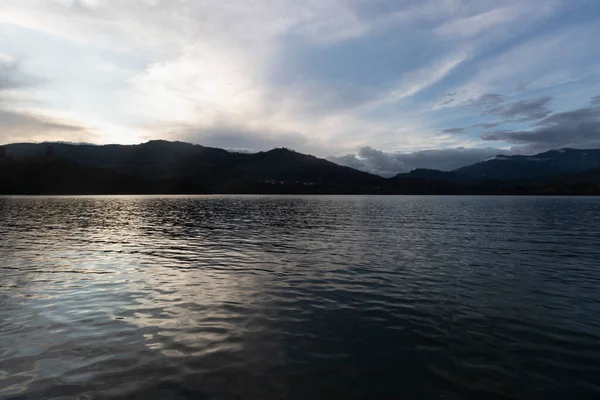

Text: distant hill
xmin=395 ymin=168 xmax=468 ymax=183
xmin=452 ymin=148 xmax=600 ymax=180
xmin=1 ymin=141 xmax=386 ymax=194
xmin=1 ymin=141 xmax=599 ymax=195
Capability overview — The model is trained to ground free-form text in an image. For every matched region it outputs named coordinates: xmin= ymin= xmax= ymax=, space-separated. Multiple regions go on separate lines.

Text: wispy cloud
xmin=498 ymin=96 xmax=552 ymax=122
xmin=482 ymin=106 xmax=600 ymax=152
xmin=442 ymin=20 xmax=600 ymax=104
xmin=374 ymin=51 xmax=470 ymax=106
xmin=435 ymin=0 xmax=560 ymax=42
xmin=435 ymin=5 xmax=524 ymax=39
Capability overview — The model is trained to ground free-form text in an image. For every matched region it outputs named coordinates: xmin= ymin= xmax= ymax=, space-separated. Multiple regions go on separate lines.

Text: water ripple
xmin=1 ymin=195 xmax=600 ymax=399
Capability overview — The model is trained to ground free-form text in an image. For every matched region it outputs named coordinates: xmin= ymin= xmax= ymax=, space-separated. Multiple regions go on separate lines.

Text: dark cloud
xmin=0 ymin=109 xmax=83 ymax=132
xmin=481 ymin=107 xmax=600 ymax=152
xmin=355 ymin=146 xmax=407 ymax=176
xmin=439 ymin=92 xmax=457 ymax=105
xmin=441 ymin=121 xmax=502 ymax=136
xmin=328 ymin=147 xmax=511 ymax=176
xmin=0 ymin=109 xmax=88 ymax=144
xmin=591 ymin=95 xmax=600 ymax=105
xmin=498 ymin=95 xmax=552 ymax=121
xmin=473 ymin=122 xmax=502 ymax=129
xmin=467 ymin=93 xmax=505 ymax=113
xmin=535 ymin=107 xmax=600 ymax=127
xmin=465 ymin=93 xmax=552 ymax=122
xmin=442 ymin=127 xmax=465 ymax=134
xmin=442 ymin=94 xmax=554 ymax=139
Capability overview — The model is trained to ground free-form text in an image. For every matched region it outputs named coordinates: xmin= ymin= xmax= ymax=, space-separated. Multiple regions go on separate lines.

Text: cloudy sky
xmin=1 ymin=0 xmax=600 ymax=175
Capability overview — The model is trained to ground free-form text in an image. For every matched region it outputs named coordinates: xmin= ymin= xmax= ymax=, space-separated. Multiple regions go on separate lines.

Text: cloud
xmin=473 ymin=122 xmax=502 ymax=129
xmin=482 ymin=106 xmax=600 ymax=152
xmin=374 ymin=51 xmax=470 ymax=106
xmin=467 ymin=93 xmax=553 ymax=122
xmin=434 ymin=1 xmax=560 ymax=43
xmin=0 ymin=53 xmax=89 ymax=144
xmin=534 ymin=107 xmax=600 ymax=127
xmin=442 ymin=121 xmax=503 ymax=134
xmin=174 ymin=123 xmax=314 ymax=154
xmin=442 ymin=94 xmax=552 ymax=134
xmin=442 ymin=127 xmax=466 ymax=134
xmin=0 ymin=53 xmax=43 ymax=91
xmin=0 ymin=108 xmax=88 ymax=143
xmin=442 ymin=20 xmax=600 ymax=106
xmin=58 ymin=0 xmax=458 ymax=151
xmin=435 ymin=5 xmax=523 ymax=39
xmin=591 ymin=95 xmax=600 ymax=105
xmin=498 ymin=95 xmax=552 ymax=121
xmin=0 ymin=0 xmax=597 ymax=156
xmin=328 ymin=146 xmax=511 ymax=176
xmin=0 ymin=54 xmax=25 ymax=90
xmin=467 ymin=93 xmax=505 ymax=113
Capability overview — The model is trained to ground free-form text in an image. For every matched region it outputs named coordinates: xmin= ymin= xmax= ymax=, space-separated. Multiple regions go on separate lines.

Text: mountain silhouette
xmin=452 ymin=148 xmax=600 ymax=180
xmin=1 ymin=141 xmax=599 ymax=194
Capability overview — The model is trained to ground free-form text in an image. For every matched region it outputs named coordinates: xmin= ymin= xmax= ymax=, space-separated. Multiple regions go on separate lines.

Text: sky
xmin=1 ymin=0 xmax=600 ymax=175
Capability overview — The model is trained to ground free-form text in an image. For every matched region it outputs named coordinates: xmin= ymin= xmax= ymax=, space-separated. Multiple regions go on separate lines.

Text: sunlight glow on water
xmin=1 ymin=195 xmax=600 ymax=399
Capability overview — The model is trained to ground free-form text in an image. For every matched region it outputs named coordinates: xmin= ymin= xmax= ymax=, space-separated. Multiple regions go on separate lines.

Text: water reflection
xmin=1 ymin=195 xmax=600 ymax=399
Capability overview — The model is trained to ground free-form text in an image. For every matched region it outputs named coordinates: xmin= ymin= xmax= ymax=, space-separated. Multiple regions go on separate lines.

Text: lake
xmin=1 ymin=195 xmax=600 ymax=399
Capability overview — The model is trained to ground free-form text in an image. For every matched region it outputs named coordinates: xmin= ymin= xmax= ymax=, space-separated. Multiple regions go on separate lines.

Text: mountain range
xmin=1 ymin=141 xmax=599 ymax=195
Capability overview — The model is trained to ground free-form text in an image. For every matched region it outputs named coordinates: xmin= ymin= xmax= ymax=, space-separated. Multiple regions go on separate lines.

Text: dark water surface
xmin=1 ymin=195 xmax=600 ymax=399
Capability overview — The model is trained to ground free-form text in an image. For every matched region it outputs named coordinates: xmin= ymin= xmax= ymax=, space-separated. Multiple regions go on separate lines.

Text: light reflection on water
xmin=1 ymin=195 xmax=600 ymax=399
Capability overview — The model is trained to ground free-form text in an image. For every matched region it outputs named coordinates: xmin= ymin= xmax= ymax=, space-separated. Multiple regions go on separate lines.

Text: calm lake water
xmin=1 ymin=195 xmax=600 ymax=399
